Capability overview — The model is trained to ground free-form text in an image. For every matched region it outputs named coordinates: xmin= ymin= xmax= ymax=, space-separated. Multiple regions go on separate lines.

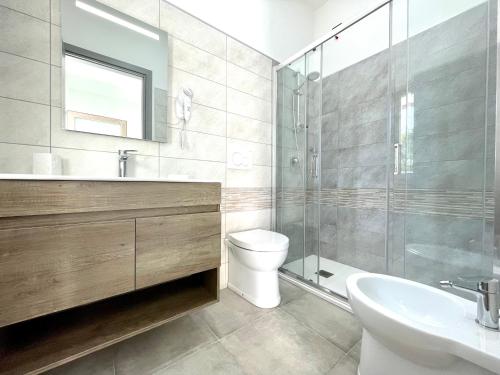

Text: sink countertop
xmin=450 ymin=297 xmax=500 ymax=374
xmin=0 ymin=174 xmax=220 ymax=184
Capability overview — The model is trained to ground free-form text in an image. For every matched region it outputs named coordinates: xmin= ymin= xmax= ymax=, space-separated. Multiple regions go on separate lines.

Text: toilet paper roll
xmin=32 ymin=153 xmax=63 ymax=175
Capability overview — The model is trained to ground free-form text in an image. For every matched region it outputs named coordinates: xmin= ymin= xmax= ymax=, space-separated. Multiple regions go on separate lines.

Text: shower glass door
xmin=276 ymin=55 xmax=307 ymax=279
xmin=318 ymin=3 xmax=391 ymax=295
xmin=390 ymin=0 xmax=496 ymax=287
xmin=276 ymin=50 xmax=322 ymax=284
xmin=276 ymin=0 xmax=498 ymax=299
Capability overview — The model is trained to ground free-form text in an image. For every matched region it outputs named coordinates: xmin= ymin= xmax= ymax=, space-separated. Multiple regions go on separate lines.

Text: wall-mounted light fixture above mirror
xmin=61 ymin=0 xmax=168 ymax=142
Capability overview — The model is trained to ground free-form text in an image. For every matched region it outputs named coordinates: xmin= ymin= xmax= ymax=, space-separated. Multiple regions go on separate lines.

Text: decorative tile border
xmin=222 ymin=188 xmax=272 ymax=212
xmin=276 ymin=188 xmax=494 ymax=219
xmin=391 ymin=189 xmax=494 ymax=220
xmin=338 ymin=189 xmax=387 ymax=210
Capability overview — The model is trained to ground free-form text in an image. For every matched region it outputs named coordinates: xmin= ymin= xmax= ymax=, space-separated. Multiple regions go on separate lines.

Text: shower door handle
xmin=312 ymin=153 xmax=319 ymax=179
xmin=394 ymin=143 xmax=401 ymax=175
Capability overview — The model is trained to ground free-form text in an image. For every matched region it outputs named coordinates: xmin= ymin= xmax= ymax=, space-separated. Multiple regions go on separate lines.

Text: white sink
xmin=347 ymin=273 xmax=500 ymax=375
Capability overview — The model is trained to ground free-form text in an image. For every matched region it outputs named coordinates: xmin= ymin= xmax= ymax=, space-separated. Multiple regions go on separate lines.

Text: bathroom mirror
xmin=60 ymin=0 xmax=168 ymax=142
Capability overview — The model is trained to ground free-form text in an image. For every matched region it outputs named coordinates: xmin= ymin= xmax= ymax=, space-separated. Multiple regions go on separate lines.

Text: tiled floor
xmin=48 ymin=280 xmax=362 ymax=375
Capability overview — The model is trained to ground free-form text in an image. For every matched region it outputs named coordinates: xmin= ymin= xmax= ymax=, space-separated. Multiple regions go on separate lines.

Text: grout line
xmin=0 ymin=141 xmax=50 ymax=148
xmin=166 ymin=122 xmax=272 ymax=146
xmin=0 ymin=95 xmax=51 ymax=107
xmin=47 ymin=145 xmax=267 ymax=167
xmin=224 ymin=34 xmax=229 ymax=244
xmin=226 ymin=60 xmax=273 ymax=83
xmin=277 ymin=305 xmax=349 ymax=357
xmin=0 ymin=50 xmax=51 ymax=66
xmin=0 ymin=4 xmax=51 ymax=23
xmin=49 ymin=0 xmax=52 ymax=153
xmin=170 ymin=65 xmax=272 ymax=103
xmin=166 ymin=95 xmax=273 ymax=125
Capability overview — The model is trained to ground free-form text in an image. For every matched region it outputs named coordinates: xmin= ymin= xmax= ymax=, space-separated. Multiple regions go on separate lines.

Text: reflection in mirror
xmin=61 ymin=0 xmax=168 ymax=142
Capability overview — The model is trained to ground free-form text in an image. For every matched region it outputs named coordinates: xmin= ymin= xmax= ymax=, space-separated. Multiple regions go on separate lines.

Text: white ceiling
xmin=300 ymin=0 xmax=329 ymax=11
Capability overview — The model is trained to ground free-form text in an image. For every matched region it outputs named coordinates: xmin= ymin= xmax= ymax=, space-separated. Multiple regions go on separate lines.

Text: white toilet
xmin=226 ymin=229 xmax=289 ymax=308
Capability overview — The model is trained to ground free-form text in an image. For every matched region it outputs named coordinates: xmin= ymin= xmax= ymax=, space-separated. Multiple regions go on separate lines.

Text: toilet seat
xmin=227 ymin=229 xmax=288 ymax=252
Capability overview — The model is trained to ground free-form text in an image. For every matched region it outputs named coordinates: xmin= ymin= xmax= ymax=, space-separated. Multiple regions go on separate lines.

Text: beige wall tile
xmin=0 ymin=52 xmax=50 ymax=104
xmin=126 ymin=154 xmax=159 ymax=178
xmin=52 ymin=148 xmax=117 ymax=176
xmin=0 ymin=0 xmax=50 ymax=21
xmin=225 ymin=209 xmax=272 ymax=235
xmin=227 ymin=113 xmax=271 ymax=145
xmin=227 ymin=139 xmax=271 ymax=167
xmin=167 ymin=97 xmax=226 ymax=137
xmin=52 ymin=147 xmax=159 ymax=178
xmin=51 ymin=107 xmax=159 ymax=156
xmin=169 ymin=36 xmax=226 ymax=85
xmin=227 ymin=88 xmax=271 ymax=123
xmin=52 ymin=147 xmax=158 ymax=178
xmin=96 ymin=0 xmax=159 ymax=27
xmin=169 ymin=67 xmax=226 ymax=111
xmin=160 ymin=127 xmax=226 ymax=162
xmin=0 ymin=98 xmax=50 ymax=146
xmin=160 ymin=2 xmax=226 ymax=59
xmin=159 ymin=157 xmax=226 ymax=185
xmin=227 ymin=63 xmax=271 ymax=101
xmin=227 ymin=166 xmax=271 ymax=188
xmin=0 ymin=7 xmax=50 ymax=63
xmin=227 ymin=37 xmax=272 ymax=80
xmin=0 ymin=143 xmax=49 ymax=173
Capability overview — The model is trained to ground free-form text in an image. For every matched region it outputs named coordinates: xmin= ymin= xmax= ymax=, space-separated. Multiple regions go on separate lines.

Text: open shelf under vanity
xmin=0 ymin=268 xmax=219 ymax=375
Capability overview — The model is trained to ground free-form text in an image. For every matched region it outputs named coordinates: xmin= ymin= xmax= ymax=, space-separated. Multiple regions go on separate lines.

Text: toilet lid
xmin=228 ymin=229 xmax=289 ymax=252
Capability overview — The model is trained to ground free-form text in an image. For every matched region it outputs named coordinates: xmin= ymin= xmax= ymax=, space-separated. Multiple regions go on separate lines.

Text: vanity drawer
xmin=136 ymin=212 xmax=221 ymax=289
xmin=0 ymin=220 xmax=135 ymax=327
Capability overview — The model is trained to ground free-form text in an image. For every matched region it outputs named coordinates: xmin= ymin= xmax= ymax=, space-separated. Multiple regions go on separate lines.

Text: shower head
xmin=294 ymin=71 xmax=320 ymax=95
xmin=307 ymin=71 xmax=320 ymax=81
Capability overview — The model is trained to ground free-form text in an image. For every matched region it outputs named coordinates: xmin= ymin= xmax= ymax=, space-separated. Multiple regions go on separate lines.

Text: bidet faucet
xmin=440 ymin=278 xmax=499 ymax=330
xmin=118 ymin=149 xmax=137 ymax=178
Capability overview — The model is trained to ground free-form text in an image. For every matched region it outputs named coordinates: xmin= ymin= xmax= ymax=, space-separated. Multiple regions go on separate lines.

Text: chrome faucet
xmin=118 ymin=150 xmax=137 ymax=178
xmin=440 ymin=278 xmax=499 ymax=330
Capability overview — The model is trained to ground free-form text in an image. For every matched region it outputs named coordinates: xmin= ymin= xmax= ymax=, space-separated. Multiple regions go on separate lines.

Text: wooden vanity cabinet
xmin=0 ymin=179 xmax=221 ymax=375
xmin=0 ymin=220 xmax=135 ymax=327
xmin=136 ymin=212 xmax=221 ymax=289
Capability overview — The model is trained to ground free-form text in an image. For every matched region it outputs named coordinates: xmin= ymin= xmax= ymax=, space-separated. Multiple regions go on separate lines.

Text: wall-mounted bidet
xmin=346 ymin=273 xmax=500 ymax=375
xmin=226 ymin=229 xmax=289 ymax=308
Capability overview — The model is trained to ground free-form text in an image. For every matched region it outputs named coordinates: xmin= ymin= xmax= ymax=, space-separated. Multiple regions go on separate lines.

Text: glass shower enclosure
xmin=275 ymin=0 xmax=498 ymax=299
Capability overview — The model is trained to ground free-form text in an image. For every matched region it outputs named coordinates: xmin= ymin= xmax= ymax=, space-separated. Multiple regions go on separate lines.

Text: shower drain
xmin=315 ymin=270 xmax=334 ymax=278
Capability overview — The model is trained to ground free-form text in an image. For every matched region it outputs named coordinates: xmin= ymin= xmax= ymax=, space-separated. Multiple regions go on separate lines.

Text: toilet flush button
xmin=227 ymin=142 xmax=253 ymax=170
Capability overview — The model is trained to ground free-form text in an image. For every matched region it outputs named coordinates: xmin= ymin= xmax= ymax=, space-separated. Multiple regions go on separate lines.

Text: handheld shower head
xmin=294 ymin=71 xmax=321 ymax=95
xmin=306 ymin=71 xmax=321 ymax=81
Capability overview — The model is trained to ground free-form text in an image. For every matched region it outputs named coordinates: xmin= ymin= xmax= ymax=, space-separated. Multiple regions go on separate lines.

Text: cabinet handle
xmin=394 ymin=143 xmax=401 ymax=175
